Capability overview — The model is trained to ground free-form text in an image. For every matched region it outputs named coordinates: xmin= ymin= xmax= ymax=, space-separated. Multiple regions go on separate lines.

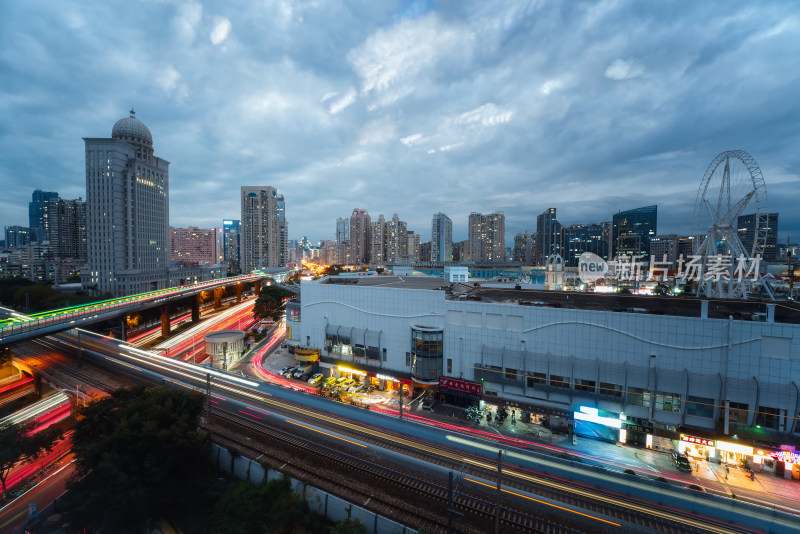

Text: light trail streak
xmin=285 ymin=420 xmax=367 ymax=448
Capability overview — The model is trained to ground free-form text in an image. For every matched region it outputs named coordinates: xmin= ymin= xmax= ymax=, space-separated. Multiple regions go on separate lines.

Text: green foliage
xmin=653 ymin=283 xmax=670 ymax=296
xmin=332 ymin=518 xmax=367 ymax=534
xmin=200 ymin=476 xmax=331 ymax=534
xmin=0 ymin=420 xmax=62 ymax=499
xmin=0 ymin=277 xmax=106 ymax=312
xmin=64 ymin=386 xmax=211 ymax=530
xmin=656 ymin=476 xmax=667 ymax=483
xmin=689 ymin=484 xmax=702 ymax=491
xmin=253 ymin=283 xmax=294 ymax=322
xmin=624 ymin=468 xmax=636 ymax=475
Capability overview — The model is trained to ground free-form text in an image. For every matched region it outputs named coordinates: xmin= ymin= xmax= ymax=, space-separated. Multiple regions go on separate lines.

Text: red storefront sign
xmin=680 ymin=434 xmax=715 ymax=447
xmin=439 ymin=376 xmax=482 ymax=396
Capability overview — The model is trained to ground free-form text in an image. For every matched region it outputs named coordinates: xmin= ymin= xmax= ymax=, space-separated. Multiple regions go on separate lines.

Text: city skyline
xmin=2 ymin=1 xmax=798 ymax=245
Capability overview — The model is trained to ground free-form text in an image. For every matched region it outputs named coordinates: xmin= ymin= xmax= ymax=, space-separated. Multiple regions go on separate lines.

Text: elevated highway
xmin=0 ymin=274 xmax=268 ymax=346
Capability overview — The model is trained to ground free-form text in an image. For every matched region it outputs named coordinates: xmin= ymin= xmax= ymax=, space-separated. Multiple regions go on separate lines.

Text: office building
xmin=50 ymin=198 xmax=87 ymax=261
xmin=563 ymin=222 xmax=609 ymax=267
xmin=84 ymin=110 xmax=170 ymax=295
xmin=535 ymin=208 xmax=562 ymax=265
xmin=738 ymin=213 xmax=779 ymax=262
xmin=649 ymin=235 xmax=679 ymax=268
xmin=431 ymin=213 xmax=453 ymax=263
xmin=612 ymin=205 xmax=657 ymax=259
xmin=241 ymin=186 xmax=286 ymax=272
xmin=170 ymin=226 xmax=218 ymax=265
xmin=29 ymin=189 xmax=59 ymax=242
xmin=222 ymin=219 xmax=241 ymax=275
xmin=349 ymin=209 xmax=371 ymax=264
xmin=468 ymin=212 xmax=505 ymax=263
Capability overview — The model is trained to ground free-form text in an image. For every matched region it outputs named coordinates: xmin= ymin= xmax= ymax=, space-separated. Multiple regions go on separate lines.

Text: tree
xmin=253 ymin=283 xmax=294 ymax=323
xmin=0 ymin=421 xmax=62 ymax=500
xmin=64 ymin=386 xmax=212 ymax=530
xmin=654 ymin=283 xmax=670 ymax=296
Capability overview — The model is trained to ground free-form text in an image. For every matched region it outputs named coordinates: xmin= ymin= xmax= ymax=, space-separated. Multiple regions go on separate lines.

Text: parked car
xmin=339 ymin=378 xmax=356 ymax=390
xmin=293 ymin=365 xmax=313 ymax=379
xmin=347 ymin=384 xmax=364 ymax=394
xmin=281 ymin=342 xmax=288 ymax=348
xmin=322 ymin=377 xmax=338 ymax=389
xmin=308 ymin=373 xmax=324 ymax=385
xmin=278 ymin=366 xmax=292 ymax=375
xmin=282 ymin=366 xmax=298 ymax=378
xmin=672 ymin=450 xmax=691 ymax=471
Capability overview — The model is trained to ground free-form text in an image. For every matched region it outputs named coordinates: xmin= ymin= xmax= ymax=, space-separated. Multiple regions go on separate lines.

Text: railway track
xmin=205 ymin=406 xmax=584 ymax=534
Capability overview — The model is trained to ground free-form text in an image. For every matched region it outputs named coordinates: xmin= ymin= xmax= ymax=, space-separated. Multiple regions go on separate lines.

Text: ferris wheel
xmin=693 ymin=150 xmax=769 ymax=299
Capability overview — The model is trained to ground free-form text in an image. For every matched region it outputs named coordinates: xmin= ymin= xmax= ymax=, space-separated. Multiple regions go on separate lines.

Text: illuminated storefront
xmin=573 ymin=406 xmax=622 ymax=443
xmin=679 ymin=434 xmax=717 ymax=460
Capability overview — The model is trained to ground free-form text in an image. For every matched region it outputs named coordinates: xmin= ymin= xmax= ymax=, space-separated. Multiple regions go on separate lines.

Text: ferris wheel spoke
xmin=723 ymin=189 xmax=755 ymax=222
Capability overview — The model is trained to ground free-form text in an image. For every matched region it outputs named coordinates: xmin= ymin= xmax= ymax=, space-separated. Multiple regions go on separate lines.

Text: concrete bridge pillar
xmin=161 ymin=305 xmax=170 ymax=338
xmin=214 ymin=287 xmax=224 ymax=309
xmin=254 ymin=280 xmax=262 ymax=296
xmin=235 ymin=283 xmax=243 ymax=303
xmin=192 ymin=297 xmax=200 ymax=323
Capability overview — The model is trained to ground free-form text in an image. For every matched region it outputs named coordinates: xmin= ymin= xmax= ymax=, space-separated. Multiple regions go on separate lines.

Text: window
xmin=757 ymin=406 xmax=780 ymax=430
xmin=447 ymin=358 xmax=453 ymax=374
xmin=686 ymin=396 xmax=714 ymax=418
xmin=550 ymin=375 xmax=569 ymax=389
xmin=367 ymin=346 xmax=380 ymax=360
xmin=599 ymin=382 xmax=622 ymax=397
xmin=726 ymin=401 xmax=748 ymax=424
xmin=655 ymin=391 xmax=681 ymax=413
xmin=527 ymin=372 xmax=546 ymax=388
xmin=405 ymin=352 xmax=411 ymax=366
xmin=505 ymin=368 xmax=518 ymax=380
xmin=353 ymin=344 xmax=366 ymax=358
xmin=576 ymin=379 xmax=596 ymax=393
xmin=383 ymin=348 xmax=387 ymax=361
xmin=627 ymin=387 xmax=650 ymax=408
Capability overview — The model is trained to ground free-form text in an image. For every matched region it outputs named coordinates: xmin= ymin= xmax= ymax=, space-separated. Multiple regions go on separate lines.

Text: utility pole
xmin=494 ymin=449 xmax=503 ymax=534
xmin=399 ymin=383 xmax=403 ymax=421
xmin=222 ymin=341 xmax=228 ymax=372
xmin=788 ymin=237 xmax=795 ymax=299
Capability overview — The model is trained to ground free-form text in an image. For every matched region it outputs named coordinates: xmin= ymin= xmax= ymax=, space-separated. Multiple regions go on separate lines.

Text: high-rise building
xmin=738 ymin=212 xmax=779 ymax=261
xmin=452 ymin=239 xmax=469 ymax=262
xmin=319 ymin=240 xmax=337 ymax=266
xmin=222 ymin=219 xmax=241 ymax=275
xmin=468 ymin=212 xmax=505 ymax=263
xmin=386 ymin=213 xmax=407 ymax=261
xmin=4 ymin=226 xmax=33 ymax=249
xmin=512 ymin=232 xmax=533 ymax=264
xmin=370 ymin=214 xmax=386 ymax=264
xmin=612 ymin=205 xmax=657 ymax=259
xmin=336 ymin=217 xmax=350 ymax=245
xmin=431 ymin=213 xmax=453 ymax=263
xmin=170 ymin=226 xmax=218 ymax=265
xmin=563 ymin=222 xmax=609 ymax=267
xmin=84 ymin=110 xmax=170 ymax=295
xmin=29 ymin=189 xmax=59 ymax=242
xmin=649 ymin=234 xmax=679 ymax=268
xmin=50 ymin=198 xmax=86 ymax=261
xmin=406 ymin=231 xmax=421 ymax=262
xmin=349 ymin=208 xmax=371 ymax=264
xmin=241 ymin=186 xmax=286 ymax=272
xmin=535 ymin=208 xmax=562 ymax=265
xmin=276 ymin=194 xmax=289 ymax=267
xmin=420 ymin=241 xmax=432 ymax=263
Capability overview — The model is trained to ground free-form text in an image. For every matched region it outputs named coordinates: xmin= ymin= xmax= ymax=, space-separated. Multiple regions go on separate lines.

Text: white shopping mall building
xmin=287 ymin=275 xmax=800 ymax=473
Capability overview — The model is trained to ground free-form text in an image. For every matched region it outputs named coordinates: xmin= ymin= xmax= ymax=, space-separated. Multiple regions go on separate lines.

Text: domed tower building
xmin=83 ymin=110 xmax=170 ymax=295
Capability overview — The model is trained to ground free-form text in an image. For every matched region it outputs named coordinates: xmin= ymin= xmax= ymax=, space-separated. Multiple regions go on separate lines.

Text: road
xmin=56 ymin=329 xmax=799 ymax=534
xmin=0 ymin=458 xmax=74 ymax=533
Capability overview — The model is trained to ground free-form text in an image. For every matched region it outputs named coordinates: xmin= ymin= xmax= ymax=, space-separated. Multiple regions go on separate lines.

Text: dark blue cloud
xmin=0 ymin=0 xmax=797 ymax=248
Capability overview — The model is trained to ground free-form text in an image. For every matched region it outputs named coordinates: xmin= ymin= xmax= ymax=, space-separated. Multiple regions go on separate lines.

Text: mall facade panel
xmin=291 ymin=275 xmax=800 ymax=442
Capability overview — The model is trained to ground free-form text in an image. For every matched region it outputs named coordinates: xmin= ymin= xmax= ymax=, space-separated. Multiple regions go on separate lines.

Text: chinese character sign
xmin=439 ymin=376 xmax=482 ymax=395
xmin=680 ymin=434 xmax=715 ymax=447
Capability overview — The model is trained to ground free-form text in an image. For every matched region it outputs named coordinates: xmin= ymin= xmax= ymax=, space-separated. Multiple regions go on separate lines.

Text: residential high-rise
xmin=612 ymin=205 xmax=657 ymax=259
xmin=84 ymin=110 xmax=170 ymax=295
xmin=222 ymin=219 xmax=241 ymax=275
xmin=512 ymin=232 xmax=533 ymax=264
xmin=468 ymin=212 xmax=504 ymax=263
xmin=4 ymin=226 xmax=33 ymax=249
xmin=349 ymin=208 xmax=371 ymax=264
xmin=563 ymin=222 xmax=609 ymax=267
xmin=431 ymin=213 xmax=453 ymax=263
xmin=386 ymin=213 xmax=407 ymax=261
xmin=738 ymin=212 xmax=779 ymax=261
xmin=241 ymin=186 xmax=286 ymax=272
xmin=406 ymin=231 xmax=421 ymax=262
xmin=535 ymin=208 xmax=562 ymax=266
xmin=29 ymin=189 xmax=59 ymax=242
xmin=170 ymin=226 xmax=218 ymax=265
xmin=277 ymin=194 xmax=289 ymax=267
xmin=335 ymin=217 xmax=350 ymax=245
xmin=452 ymin=239 xmax=469 ymax=262
xmin=50 ymin=198 xmax=86 ymax=261
xmin=370 ymin=214 xmax=386 ymax=264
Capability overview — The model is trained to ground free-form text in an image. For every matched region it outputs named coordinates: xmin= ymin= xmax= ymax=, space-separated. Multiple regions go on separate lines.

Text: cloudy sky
xmin=1 ymin=0 xmax=798 ymax=246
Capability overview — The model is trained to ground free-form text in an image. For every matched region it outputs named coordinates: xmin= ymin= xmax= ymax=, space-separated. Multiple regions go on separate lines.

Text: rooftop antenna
xmin=130 ymin=108 xmax=135 ymax=118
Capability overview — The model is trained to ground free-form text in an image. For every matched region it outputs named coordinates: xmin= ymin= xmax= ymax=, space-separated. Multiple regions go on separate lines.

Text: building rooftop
xmin=466 ymin=287 xmax=800 ymax=324
xmin=322 ymin=275 xmax=450 ymax=290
